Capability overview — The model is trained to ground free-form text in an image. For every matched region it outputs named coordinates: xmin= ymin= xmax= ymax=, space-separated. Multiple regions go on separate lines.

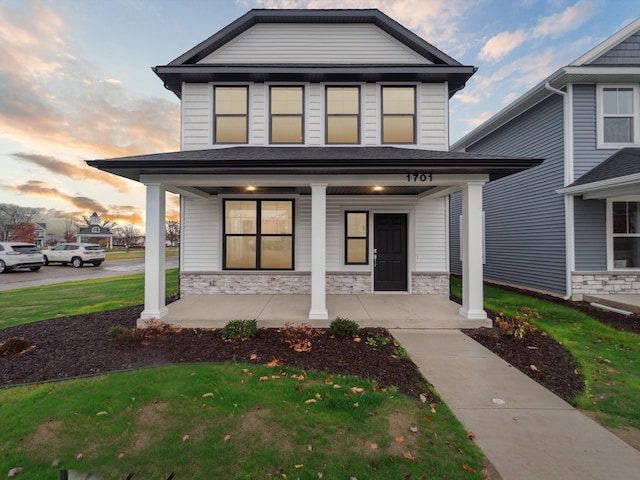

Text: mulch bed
xmin=2 ymin=287 xmax=638 ymax=405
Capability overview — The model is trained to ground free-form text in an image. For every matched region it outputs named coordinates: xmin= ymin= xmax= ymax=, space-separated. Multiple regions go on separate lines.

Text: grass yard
xmin=105 ymin=247 xmax=179 ymax=261
xmin=451 ymin=277 xmax=640 ymax=429
xmin=0 ymin=364 xmax=485 ymax=479
xmin=0 ymin=269 xmax=179 ymax=329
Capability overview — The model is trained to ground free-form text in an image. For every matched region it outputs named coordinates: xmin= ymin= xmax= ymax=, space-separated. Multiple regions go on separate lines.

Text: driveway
xmin=0 ymin=257 xmax=179 ymax=291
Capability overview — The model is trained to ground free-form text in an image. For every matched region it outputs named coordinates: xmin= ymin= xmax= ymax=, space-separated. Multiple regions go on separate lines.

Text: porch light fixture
xmin=246 ymin=185 xmax=256 ymax=191
xmin=373 ymin=186 xmax=384 ymax=192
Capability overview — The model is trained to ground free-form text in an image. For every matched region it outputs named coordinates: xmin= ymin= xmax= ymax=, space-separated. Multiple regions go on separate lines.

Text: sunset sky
xmin=1 ymin=0 xmax=638 ymax=234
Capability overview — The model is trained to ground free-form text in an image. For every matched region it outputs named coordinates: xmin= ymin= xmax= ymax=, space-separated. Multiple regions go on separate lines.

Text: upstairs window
xmin=611 ymin=201 xmax=639 ymax=269
xmin=326 ymin=86 xmax=360 ymax=144
xmin=598 ymin=85 xmax=638 ymax=147
xmin=382 ymin=86 xmax=416 ymax=144
xmin=214 ymin=86 xmax=248 ymax=144
xmin=270 ymin=86 xmax=304 ymax=144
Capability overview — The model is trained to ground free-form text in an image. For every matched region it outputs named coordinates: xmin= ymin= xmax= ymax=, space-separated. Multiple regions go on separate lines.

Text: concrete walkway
xmin=391 ymin=329 xmax=640 ymax=480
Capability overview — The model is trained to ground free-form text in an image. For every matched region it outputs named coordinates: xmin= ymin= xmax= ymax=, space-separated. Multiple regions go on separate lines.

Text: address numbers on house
xmin=406 ymin=173 xmax=433 ymax=182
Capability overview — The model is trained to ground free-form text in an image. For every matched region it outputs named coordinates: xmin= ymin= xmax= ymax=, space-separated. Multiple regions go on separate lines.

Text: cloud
xmin=532 ymin=0 xmax=600 ymax=39
xmin=479 ymin=29 xmax=527 ymax=62
xmin=11 ymin=153 xmax=135 ymax=194
xmin=0 ymin=2 xmax=180 ymax=161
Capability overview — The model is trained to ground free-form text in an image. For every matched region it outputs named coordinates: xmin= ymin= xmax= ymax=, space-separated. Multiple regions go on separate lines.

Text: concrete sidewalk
xmin=391 ymin=329 xmax=640 ymax=480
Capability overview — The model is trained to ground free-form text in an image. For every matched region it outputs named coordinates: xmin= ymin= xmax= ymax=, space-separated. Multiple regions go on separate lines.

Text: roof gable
xmin=170 ymin=9 xmax=459 ymax=66
xmin=572 ymin=17 xmax=640 ymax=66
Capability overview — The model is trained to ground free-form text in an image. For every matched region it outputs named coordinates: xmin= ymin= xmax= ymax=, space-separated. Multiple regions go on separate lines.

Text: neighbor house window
xmin=224 ymin=199 xmax=294 ymax=270
xmin=598 ymin=85 xmax=638 ymax=147
xmin=345 ymin=211 xmax=368 ymax=265
xmin=270 ymin=86 xmax=304 ymax=144
xmin=382 ymin=86 xmax=415 ymax=144
xmin=611 ymin=201 xmax=639 ymax=268
xmin=326 ymin=86 xmax=360 ymax=144
xmin=214 ymin=86 xmax=248 ymax=144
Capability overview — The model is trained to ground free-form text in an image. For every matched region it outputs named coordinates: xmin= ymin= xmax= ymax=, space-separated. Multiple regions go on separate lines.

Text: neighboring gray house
xmin=88 ymin=9 xmax=539 ymax=324
xmin=451 ymin=17 xmax=640 ymax=300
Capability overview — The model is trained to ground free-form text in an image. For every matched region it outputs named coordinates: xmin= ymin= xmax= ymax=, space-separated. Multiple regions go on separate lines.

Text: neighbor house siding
xmin=199 ymin=24 xmax=431 ymax=65
xmin=574 ymin=197 xmax=607 ymax=271
xmin=181 ymin=196 xmax=219 ymax=271
xmin=451 ymin=94 xmax=566 ymax=293
xmin=181 ymin=84 xmax=211 ymax=150
xmin=572 ymin=84 xmax=617 ymax=179
xmin=590 ymin=32 xmax=640 ymax=65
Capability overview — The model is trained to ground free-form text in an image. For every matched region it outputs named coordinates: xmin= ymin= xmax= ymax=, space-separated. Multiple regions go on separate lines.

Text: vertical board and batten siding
xmin=574 ymin=197 xmax=607 ymax=270
xmin=199 ymin=24 xmax=431 ymax=65
xmin=451 ymin=94 xmax=567 ymax=294
xmin=181 ymin=197 xmax=219 ymax=271
xmin=590 ymin=32 xmax=640 ymax=65
xmin=181 ymin=84 xmax=210 ymax=150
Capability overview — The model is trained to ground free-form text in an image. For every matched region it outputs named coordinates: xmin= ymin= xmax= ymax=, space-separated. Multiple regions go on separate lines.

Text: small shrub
xmin=496 ymin=306 xmax=540 ymax=341
xmin=107 ymin=325 xmax=128 ymax=339
xmin=280 ymin=323 xmax=324 ymax=352
xmin=222 ymin=319 xmax=258 ymax=342
xmin=330 ymin=317 xmax=360 ymax=338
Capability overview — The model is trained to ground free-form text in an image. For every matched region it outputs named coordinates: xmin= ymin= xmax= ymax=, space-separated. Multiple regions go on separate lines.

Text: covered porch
xmin=157 ymin=293 xmax=491 ymax=329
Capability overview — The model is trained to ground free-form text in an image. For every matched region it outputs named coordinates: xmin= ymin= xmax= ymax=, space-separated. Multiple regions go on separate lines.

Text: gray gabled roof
xmin=568 ymin=148 xmax=640 ymax=187
xmin=87 ymin=146 xmax=542 ymax=183
xmin=154 ymin=9 xmax=477 ymax=98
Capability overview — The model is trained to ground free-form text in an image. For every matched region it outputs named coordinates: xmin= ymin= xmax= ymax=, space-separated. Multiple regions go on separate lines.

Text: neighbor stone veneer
xmin=180 ymin=271 xmax=449 ymax=296
xmin=571 ymin=272 xmax=640 ymax=297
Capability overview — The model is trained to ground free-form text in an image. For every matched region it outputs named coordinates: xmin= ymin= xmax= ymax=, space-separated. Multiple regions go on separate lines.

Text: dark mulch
xmin=2 ymin=285 xmax=638 ymax=405
xmin=0 ymin=307 xmax=431 ymax=400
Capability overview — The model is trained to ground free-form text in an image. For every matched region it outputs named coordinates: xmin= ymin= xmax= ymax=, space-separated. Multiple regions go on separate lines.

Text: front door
xmin=374 ymin=213 xmax=408 ymax=291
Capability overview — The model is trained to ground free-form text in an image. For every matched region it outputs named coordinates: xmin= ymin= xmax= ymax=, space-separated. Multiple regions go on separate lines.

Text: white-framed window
xmin=608 ymin=199 xmax=640 ymax=269
xmin=597 ymin=84 xmax=639 ymax=148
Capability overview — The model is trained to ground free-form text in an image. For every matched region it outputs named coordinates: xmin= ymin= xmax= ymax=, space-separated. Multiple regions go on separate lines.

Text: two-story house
xmin=451 ymin=18 xmax=640 ymax=303
xmin=88 ymin=9 xmax=539 ymax=326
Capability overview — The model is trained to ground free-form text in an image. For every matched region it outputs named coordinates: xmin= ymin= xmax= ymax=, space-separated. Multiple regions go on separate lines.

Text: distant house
xmin=77 ymin=212 xmax=114 ymax=248
xmin=87 ymin=9 xmax=539 ymax=324
xmin=6 ymin=222 xmax=46 ymax=246
xmin=451 ymin=18 xmax=640 ymax=300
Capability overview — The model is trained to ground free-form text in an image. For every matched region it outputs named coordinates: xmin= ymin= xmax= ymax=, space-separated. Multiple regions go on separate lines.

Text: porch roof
xmin=87 ymin=146 xmax=542 ymax=183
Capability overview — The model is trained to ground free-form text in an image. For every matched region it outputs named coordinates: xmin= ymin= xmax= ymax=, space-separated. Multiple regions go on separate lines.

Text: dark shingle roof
xmin=87 ymin=146 xmax=542 ymax=182
xmin=568 ymin=148 xmax=640 ymax=187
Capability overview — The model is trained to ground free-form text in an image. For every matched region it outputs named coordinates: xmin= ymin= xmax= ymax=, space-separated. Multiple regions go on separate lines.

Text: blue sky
xmin=1 ymin=0 xmax=639 ymax=233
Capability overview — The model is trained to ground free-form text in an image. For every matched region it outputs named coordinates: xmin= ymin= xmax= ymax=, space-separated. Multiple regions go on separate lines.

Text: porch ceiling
xmin=190 ymin=185 xmax=434 ymax=196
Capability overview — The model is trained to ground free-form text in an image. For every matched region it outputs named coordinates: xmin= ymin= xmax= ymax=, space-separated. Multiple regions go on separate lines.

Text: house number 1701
xmin=406 ymin=173 xmax=433 ymax=182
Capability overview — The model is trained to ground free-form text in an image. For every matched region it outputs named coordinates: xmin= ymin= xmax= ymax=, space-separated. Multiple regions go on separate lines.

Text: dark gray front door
xmin=374 ymin=213 xmax=408 ymax=291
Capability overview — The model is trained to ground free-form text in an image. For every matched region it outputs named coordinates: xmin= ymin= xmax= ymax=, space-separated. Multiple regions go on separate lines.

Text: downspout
xmin=544 ymin=82 xmax=574 ymax=300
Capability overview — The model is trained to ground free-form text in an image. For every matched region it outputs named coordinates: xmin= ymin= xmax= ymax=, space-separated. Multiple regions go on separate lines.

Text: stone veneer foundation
xmin=180 ymin=271 xmax=450 ymax=296
xmin=571 ymin=271 xmax=640 ymax=298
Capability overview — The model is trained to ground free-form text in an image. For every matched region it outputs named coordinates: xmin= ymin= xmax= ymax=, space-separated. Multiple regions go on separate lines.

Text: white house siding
xmin=199 ymin=24 xmax=431 ymax=65
xmin=307 ymin=84 xmax=323 ymax=145
xmin=180 ymin=194 xmax=449 ymax=296
xmin=181 ymin=84 xmax=211 ymax=150
xmin=252 ymin=84 xmax=267 ymax=145
xmin=418 ymin=84 xmax=448 ymax=150
xmin=362 ymin=84 xmax=378 ymax=145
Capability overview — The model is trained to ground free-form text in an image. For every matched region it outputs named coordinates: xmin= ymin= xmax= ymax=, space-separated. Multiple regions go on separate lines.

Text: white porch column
xmin=309 ymin=182 xmax=328 ymax=320
xmin=140 ymin=182 xmax=168 ymax=323
xmin=460 ymin=181 xmax=488 ymax=320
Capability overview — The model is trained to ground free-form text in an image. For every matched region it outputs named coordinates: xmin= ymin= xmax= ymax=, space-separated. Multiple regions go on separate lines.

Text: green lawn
xmin=105 ymin=247 xmax=179 ymax=261
xmin=451 ymin=276 xmax=640 ymax=429
xmin=0 ymin=269 xmax=179 ymax=329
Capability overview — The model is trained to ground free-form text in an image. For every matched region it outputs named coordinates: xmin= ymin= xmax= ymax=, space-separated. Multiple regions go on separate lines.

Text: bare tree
xmin=81 ymin=213 xmax=116 ymax=229
xmin=0 ymin=204 xmax=43 ymax=241
xmin=63 ymin=218 xmax=78 ymax=243
xmin=112 ymin=222 xmax=141 ymax=247
xmin=166 ymin=219 xmax=180 ymax=246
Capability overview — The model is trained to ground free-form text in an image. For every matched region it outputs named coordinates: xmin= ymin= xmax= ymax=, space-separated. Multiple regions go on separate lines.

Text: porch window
xmin=224 ymin=200 xmax=294 ymax=270
xmin=214 ymin=86 xmax=248 ymax=143
xmin=597 ymin=85 xmax=638 ymax=147
xmin=382 ymin=86 xmax=415 ymax=144
xmin=326 ymin=86 xmax=360 ymax=144
xmin=270 ymin=86 xmax=304 ymax=144
xmin=345 ymin=211 xmax=368 ymax=264
xmin=612 ymin=201 xmax=639 ymax=268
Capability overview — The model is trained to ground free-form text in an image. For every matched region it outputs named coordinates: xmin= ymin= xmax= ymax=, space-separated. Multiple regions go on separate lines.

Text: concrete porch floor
xmin=583 ymin=294 xmax=640 ymax=315
xmin=155 ymin=294 xmax=491 ymax=329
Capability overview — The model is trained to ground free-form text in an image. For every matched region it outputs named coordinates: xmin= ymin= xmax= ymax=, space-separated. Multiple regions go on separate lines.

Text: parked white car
xmin=0 ymin=242 xmax=45 ymax=273
xmin=42 ymin=243 xmax=105 ymax=268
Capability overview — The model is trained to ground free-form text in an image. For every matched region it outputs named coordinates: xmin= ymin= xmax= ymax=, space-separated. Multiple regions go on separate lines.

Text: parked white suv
xmin=0 ymin=242 xmax=45 ymax=273
xmin=42 ymin=243 xmax=106 ymax=268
